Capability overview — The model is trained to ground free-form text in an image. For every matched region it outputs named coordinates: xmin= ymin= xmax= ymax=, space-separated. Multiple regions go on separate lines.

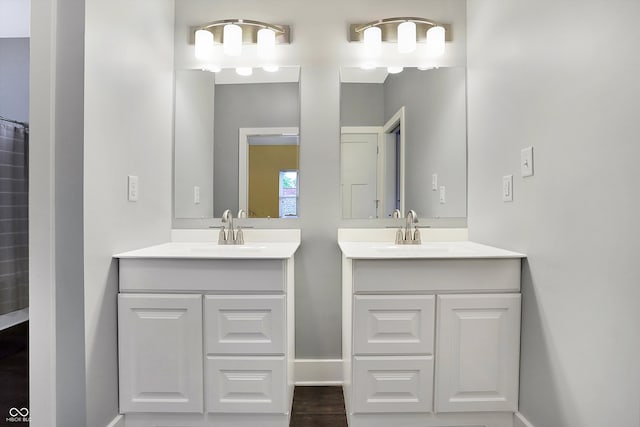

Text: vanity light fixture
xmin=350 ymin=17 xmax=451 ymax=57
xmin=192 ymin=19 xmax=290 ymax=69
xmin=387 ymin=66 xmax=404 ymax=74
xmin=262 ymin=64 xmax=280 ymax=73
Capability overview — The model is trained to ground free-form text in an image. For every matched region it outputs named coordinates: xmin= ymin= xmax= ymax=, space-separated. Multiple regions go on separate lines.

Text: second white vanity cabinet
xmin=115 ymin=237 xmax=299 ymax=427
xmin=340 ymin=238 xmax=525 ymax=427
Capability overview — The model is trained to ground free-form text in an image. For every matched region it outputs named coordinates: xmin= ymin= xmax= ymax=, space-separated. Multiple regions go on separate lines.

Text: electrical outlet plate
xmin=432 ymin=174 xmax=438 ymax=191
xmin=521 ymin=146 xmax=534 ymax=177
xmin=439 ymin=186 xmax=446 ymax=204
xmin=502 ymin=175 xmax=513 ymax=202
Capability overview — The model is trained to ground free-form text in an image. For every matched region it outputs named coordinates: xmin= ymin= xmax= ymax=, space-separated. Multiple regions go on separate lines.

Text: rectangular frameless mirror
xmin=174 ymin=67 xmax=300 ymax=219
xmin=340 ymin=67 xmax=467 ymax=220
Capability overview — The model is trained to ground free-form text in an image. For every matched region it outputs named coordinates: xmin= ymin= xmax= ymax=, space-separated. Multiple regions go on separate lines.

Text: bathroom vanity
xmin=339 ymin=229 xmax=525 ymax=427
xmin=114 ymin=230 xmax=300 ymax=427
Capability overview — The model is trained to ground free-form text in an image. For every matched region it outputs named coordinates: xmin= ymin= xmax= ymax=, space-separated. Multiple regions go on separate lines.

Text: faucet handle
xmin=235 ymin=227 xmax=244 ymax=245
xmin=217 ymin=226 xmax=226 ymax=245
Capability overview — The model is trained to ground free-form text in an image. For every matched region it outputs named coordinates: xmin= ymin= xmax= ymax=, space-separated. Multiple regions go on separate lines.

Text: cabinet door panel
xmin=204 ymin=295 xmax=285 ymax=355
xmin=354 ymin=295 xmax=435 ymax=355
xmin=436 ymin=294 xmax=520 ymax=413
xmin=352 ymin=356 xmax=433 ymax=413
xmin=118 ymin=294 xmax=203 ymax=413
xmin=206 ymin=357 xmax=286 ymax=413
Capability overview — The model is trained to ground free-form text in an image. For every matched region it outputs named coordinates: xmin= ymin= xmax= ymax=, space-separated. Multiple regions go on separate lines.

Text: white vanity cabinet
xmin=115 ymin=237 xmax=299 ymax=427
xmin=340 ymin=238 xmax=525 ymax=427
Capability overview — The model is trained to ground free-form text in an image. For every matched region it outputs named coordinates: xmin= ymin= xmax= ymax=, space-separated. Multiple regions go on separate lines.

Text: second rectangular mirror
xmin=174 ymin=67 xmax=300 ymax=219
xmin=340 ymin=67 xmax=467 ymax=220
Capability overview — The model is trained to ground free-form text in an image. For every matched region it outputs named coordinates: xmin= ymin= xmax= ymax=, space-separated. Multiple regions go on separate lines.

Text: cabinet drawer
xmin=352 ymin=258 xmax=521 ymax=293
xmin=352 ymin=356 xmax=433 ymax=413
xmin=204 ymin=295 xmax=285 ymax=355
xmin=353 ymin=295 xmax=435 ymax=355
xmin=205 ymin=357 xmax=286 ymax=413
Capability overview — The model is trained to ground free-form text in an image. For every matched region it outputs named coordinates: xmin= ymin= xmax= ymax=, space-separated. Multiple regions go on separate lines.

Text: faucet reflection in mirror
xmin=192 ymin=19 xmax=291 ymax=76
xmin=349 ymin=17 xmax=450 ymax=71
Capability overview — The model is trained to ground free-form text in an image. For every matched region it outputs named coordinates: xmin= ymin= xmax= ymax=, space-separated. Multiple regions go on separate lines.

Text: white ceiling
xmin=0 ymin=0 xmax=30 ymax=38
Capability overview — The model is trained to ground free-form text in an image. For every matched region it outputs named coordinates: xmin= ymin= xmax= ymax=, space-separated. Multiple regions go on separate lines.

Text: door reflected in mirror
xmin=340 ymin=67 xmax=467 ymax=220
xmin=174 ymin=67 xmax=300 ymax=219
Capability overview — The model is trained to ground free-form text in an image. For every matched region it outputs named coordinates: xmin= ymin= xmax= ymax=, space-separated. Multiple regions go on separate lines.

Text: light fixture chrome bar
xmin=349 ymin=17 xmax=452 ymax=43
xmin=190 ymin=19 xmax=291 ymax=45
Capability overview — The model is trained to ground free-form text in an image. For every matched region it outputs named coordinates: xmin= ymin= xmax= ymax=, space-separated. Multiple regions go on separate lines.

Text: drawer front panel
xmin=353 ymin=295 xmax=435 ymax=355
xmin=206 ymin=357 xmax=286 ymax=413
xmin=204 ymin=295 xmax=285 ymax=355
xmin=352 ymin=258 xmax=521 ymax=293
xmin=119 ymin=258 xmax=285 ymax=292
xmin=352 ymin=356 xmax=433 ymax=413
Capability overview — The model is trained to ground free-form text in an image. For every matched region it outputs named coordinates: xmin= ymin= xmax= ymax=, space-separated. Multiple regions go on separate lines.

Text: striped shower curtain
xmin=0 ymin=119 xmax=28 ymax=315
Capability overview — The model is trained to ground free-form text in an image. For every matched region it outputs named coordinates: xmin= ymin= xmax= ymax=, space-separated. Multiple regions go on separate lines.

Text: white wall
xmin=467 ymin=1 xmax=640 ymax=426
xmin=84 ymin=0 xmax=174 ymax=426
xmin=175 ymin=0 xmax=467 ymax=360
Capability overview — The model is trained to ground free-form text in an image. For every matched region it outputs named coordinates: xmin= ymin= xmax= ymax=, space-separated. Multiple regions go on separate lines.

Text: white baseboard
xmin=0 ymin=307 xmax=29 ymax=331
xmin=514 ymin=412 xmax=535 ymax=427
xmin=105 ymin=414 xmax=124 ymax=427
xmin=294 ymin=359 xmax=343 ymax=385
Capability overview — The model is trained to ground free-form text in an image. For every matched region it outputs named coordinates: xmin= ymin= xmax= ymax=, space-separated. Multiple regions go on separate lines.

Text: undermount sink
xmin=188 ymin=243 xmax=268 ymax=254
xmin=114 ymin=240 xmax=299 ymax=260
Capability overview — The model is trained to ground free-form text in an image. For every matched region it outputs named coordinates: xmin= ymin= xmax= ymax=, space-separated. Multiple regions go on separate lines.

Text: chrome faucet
xmin=218 ymin=209 xmax=244 ymax=245
xmin=396 ymin=209 xmax=421 ymax=245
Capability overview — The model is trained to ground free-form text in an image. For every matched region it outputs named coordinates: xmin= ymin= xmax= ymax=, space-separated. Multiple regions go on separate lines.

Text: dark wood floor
xmin=290 ymin=386 xmax=348 ymax=427
xmin=0 ymin=321 xmax=29 ymax=424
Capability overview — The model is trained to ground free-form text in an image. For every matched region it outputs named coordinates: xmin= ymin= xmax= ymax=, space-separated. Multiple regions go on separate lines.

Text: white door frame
xmin=340 ymin=126 xmax=384 ymax=218
xmin=238 ymin=127 xmax=300 ymax=212
xmin=382 ymin=106 xmax=406 ymax=216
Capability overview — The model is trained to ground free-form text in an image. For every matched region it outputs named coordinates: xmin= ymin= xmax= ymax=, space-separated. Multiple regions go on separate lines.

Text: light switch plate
xmin=521 ymin=146 xmax=534 ymax=177
xmin=194 ymin=186 xmax=200 ymax=204
xmin=127 ymin=175 xmax=138 ymax=202
xmin=439 ymin=186 xmax=446 ymax=204
xmin=432 ymin=174 xmax=438 ymax=191
xmin=502 ymin=175 xmax=513 ymax=202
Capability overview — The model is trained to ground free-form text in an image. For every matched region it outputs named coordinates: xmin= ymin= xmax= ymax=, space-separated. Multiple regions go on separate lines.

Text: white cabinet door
xmin=206 ymin=356 xmax=286 ymax=413
xmin=435 ymin=294 xmax=521 ymax=413
xmin=354 ymin=295 xmax=435 ymax=355
xmin=204 ymin=295 xmax=285 ymax=355
xmin=352 ymin=356 xmax=434 ymax=413
xmin=118 ymin=294 xmax=203 ymax=413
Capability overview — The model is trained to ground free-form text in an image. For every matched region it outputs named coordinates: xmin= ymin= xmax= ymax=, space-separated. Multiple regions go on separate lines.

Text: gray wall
xmin=0 ymin=38 xmax=29 ymax=123
xmin=384 ymin=67 xmax=467 ymax=218
xmin=213 ymin=82 xmax=299 ymax=217
xmin=340 ymin=83 xmax=384 ymax=126
xmin=174 ymin=70 xmax=214 ymax=219
xmin=84 ymin=0 xmax=174 ymax=426
xmin=467 ymin=1 xmax=640 ymax=426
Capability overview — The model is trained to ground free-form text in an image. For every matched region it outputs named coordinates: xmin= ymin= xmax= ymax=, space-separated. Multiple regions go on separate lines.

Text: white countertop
xmin=338 ymin=241 xmax=525 ymax=259
xmin=114 ymin=241 xmax=300 ymax=260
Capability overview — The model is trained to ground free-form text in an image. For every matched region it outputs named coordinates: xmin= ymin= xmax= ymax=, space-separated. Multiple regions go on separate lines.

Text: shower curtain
xmin=0 ymin=118 xmax=28 ymax=316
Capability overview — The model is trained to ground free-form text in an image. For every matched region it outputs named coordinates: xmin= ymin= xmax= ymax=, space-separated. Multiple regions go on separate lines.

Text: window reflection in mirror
xmin=173 ymin=67 xmax=300 ymax=220
xmin=340 ymin=67 xmax=467 ymax=220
